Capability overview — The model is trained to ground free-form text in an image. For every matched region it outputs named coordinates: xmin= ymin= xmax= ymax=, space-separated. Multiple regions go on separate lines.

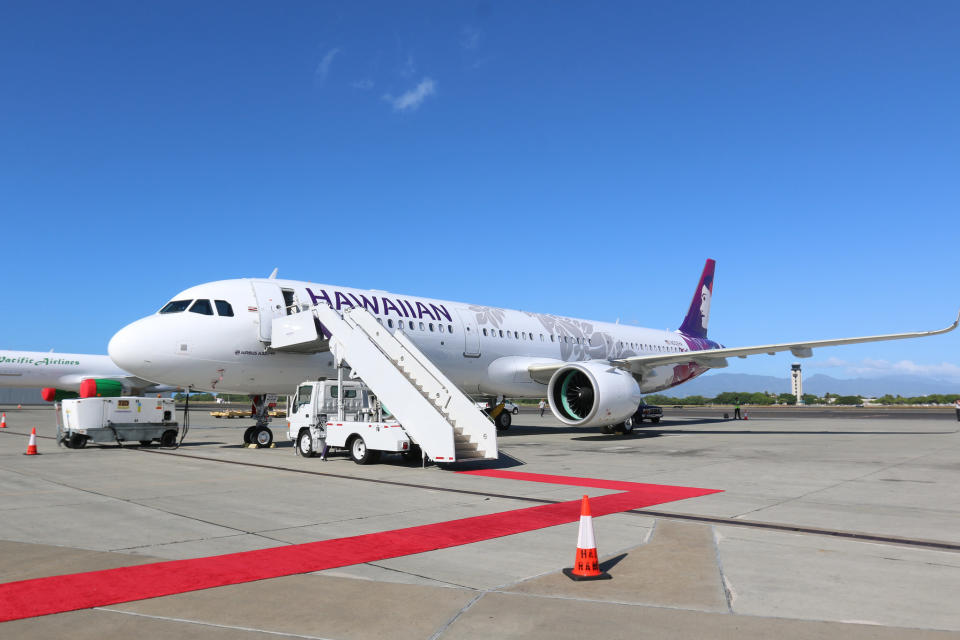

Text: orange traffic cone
xmin=1 ymin=412 xmax=6 ymax=428
xmin=743 ymin=411 xmax=749 ymax=421
xmin=563 ymin=495 xmax=611 ymax=581
xmin=17 ymin=404 xmax=22 ymax=410
xmin=24 ymin=427 xmax=39 ymax=455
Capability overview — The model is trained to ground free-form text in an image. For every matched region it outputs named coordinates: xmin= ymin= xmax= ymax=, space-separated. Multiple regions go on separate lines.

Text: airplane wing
xmin=610 ymin=310 xmax=960 ymax=376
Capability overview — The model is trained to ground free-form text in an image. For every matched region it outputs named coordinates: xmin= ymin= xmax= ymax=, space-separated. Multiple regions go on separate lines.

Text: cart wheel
xmin=349 ymin=436 xmax=379 ymax=464
xmin=243 ymin=426 xmax=255 ymax=444
xmin=496 ymin=411 xmax=511 ymax=431
xmin=160 ymin=430 xmax=178 ymax=447
xmin=297 ymin=429 xmax=314 ymax=458
xmin=69 ymin=433 xmax=87 ymax=449
xmin=139 ymin=440 xmax=153 ymax=447
xmin=252 ymin=427 xmax=273 ymax=448
xmin=401 ymin=444 xmax=422 ymax=463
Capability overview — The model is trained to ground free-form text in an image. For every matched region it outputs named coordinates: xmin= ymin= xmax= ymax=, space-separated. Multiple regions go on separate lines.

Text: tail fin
xmin=679 ymin=259 xmax=716 ymax=339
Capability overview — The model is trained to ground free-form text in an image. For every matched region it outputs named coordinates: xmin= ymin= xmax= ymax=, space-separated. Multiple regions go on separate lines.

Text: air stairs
xmin=270 ymin=304 xmax=498 ymax=463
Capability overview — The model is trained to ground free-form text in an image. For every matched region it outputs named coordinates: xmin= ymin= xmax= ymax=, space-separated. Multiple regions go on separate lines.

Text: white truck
xmin=286 ymin=379 xmax=420 ymax=464
xmin=58 ymin=397 xmax=179 ymax=448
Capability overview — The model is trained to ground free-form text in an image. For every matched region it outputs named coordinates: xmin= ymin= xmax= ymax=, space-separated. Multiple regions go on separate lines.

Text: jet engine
xmin=79 ymin=379 xmax=124 ymax=398
xmin=40 ymin=388 xmax=80 ymax=402
xmin=547 ymin=361 xmax=644 ymax=427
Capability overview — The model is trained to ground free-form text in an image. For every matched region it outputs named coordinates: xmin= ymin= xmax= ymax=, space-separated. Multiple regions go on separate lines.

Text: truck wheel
xmin=512 ymin=406 xmax=519 ymax=415
xmin=297 ymin=429 xmax=315 ymax=458
xmin=69 ymin=433 xmax=87 ymax=449
xmin=160 ymin=430 xmax=178 ymax=447
xmin=349 ymin=436 xmax=380 ymax=464
xmin=253 ymin=427 xmax=273 ymax=448
xmin=242 ymin=426 xmax=255 ymax=444
xmin=496 ymin=411 xmax=511 ymax=431
xmin=651 ymin=417 xmax=661 ymax=424
xmin=401 ymin=444 xmax=422 ymax=463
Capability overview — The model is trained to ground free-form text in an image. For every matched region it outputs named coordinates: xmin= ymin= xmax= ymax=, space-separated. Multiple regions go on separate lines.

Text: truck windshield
xmin=295 ymin=385 xmax=312 ymax=410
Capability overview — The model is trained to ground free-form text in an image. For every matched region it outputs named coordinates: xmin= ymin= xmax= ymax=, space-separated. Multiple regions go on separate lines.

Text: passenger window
xmin=550 ymin=335 xmax=555 ymax=342
xmin=448 ymin=324 xmax=453 ymax=333
xmin=214 ymin=300 xmax=234 ymax=316
xmin=189 ymin=299 xmax=214 ymax=315
xmin=388 ymin=319 xmax=394 ymax=328
xmin=160 ymin=300 xmax=192 ymax=314
xmin=409 ymin=321 xmax=414 ymax=330
xmin=429 ymin=323 xmax=434 ymax=332
xmin=483 ymin=328 xmax=488 ymax=336
xmin=419 ymin=322 xmax=425 ymax=331
xmin=499 ymin=330 xmax=504 ymax=338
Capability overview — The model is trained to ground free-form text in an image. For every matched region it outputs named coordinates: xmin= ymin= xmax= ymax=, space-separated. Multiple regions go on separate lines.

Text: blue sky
xmin=2 ymin=1 xmax=958 ymax=382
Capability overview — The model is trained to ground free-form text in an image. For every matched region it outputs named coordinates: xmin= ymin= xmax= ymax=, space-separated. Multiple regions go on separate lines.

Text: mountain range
xmin=656 ymin=373 xmax=960 ymax=398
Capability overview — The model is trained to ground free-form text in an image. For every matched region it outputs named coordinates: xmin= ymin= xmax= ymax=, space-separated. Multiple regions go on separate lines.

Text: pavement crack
xmin=429 ymin=591 xmax=485 ymax=640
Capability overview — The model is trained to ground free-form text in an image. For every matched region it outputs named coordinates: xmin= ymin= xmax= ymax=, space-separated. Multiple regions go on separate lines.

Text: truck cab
xmin=286 ymin=380 xmax=414 ymax=464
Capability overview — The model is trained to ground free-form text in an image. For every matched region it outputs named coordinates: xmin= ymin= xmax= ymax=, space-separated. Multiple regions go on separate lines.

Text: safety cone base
xmin=563 ymin=567 xmax=612 ymax=581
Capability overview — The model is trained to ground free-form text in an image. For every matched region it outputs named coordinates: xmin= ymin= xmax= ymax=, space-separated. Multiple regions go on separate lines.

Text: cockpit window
xmin=215 ymin=300 xmax=234 ymax=317
xmin=189 ymin=299 xmax=214 ymax=315
xmin=159 ymin=300 xmax=192 ymax=314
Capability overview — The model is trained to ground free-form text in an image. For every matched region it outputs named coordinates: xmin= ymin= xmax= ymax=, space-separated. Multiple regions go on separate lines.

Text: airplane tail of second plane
xmin=678 ymin=259 xmax=716 ymax=340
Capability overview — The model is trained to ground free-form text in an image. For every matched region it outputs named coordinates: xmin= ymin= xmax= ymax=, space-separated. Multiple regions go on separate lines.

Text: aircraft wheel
xmin=349 ymin=436 xmax=380 ymax=465
xmin=297 ymin=429 xmax=315 ymax=458
xmin=622 ymin=418 xmax=635 ymax=434
xmin=601 ymin=425 xmax=614 ymax=434
xmin=253 ymin=427 xmax=273 ymax=448
xmin=496 ymin=411 xmax=511 ymax=431
xmin=243 ymin=426 xmax=255 ymax=444
xmin=160 ymin=430 xmax=178 ymax=447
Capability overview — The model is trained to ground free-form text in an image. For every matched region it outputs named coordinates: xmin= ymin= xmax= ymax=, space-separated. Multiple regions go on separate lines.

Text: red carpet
xmin=0 ymin=470 xmax=719 ymax=622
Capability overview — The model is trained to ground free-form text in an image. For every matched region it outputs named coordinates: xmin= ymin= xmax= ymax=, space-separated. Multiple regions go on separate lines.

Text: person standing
xmin=955 ymin=397 xmax=960 ymax=422
xmin=734 ymin=397 xmax=741 ymax=420
xmin=539 ymin=399 xmax=547 ymax=417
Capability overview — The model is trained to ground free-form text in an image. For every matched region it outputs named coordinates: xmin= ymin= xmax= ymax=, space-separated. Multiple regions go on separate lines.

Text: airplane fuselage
xmin=0 ymin=350 xmax=129 ymax=390
xmin=108 ymin=278 xmax=720 ymax=397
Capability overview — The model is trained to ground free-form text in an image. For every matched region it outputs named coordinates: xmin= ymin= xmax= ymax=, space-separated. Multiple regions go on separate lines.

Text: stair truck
xmin=286 ymin=377 xmax=420 ymax=464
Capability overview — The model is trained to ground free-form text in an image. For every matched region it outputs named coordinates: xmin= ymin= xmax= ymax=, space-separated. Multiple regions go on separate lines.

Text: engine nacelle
xmin=547 ymin=361 xmax=644 ymax=427
xmin=41 ymin=388 xmax=80 ymax=402
xmin=79 ymin=378 xmax=124 ymax=398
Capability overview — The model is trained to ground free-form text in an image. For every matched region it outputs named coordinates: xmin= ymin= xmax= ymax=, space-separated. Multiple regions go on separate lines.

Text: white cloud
xmin=810 ymin=357 xmax=960 ymax=381
xmin=315 ymin=48 xmax=341 ymax=85
xmin=352 ymin=78 xmax=374 ymax=90
xmin=461 ymin=26 xmax=481 ymax=50
xmin=383 ymin=77 xmax=436 ymax=112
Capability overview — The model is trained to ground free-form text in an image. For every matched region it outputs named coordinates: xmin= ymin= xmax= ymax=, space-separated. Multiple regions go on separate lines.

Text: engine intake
xmin=547 ymin=362 xmax=643 ymax=427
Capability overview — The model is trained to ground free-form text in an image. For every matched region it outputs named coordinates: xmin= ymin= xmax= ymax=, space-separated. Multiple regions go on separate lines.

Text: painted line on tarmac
xmin=0 ymin=472 xmax=719 ymax=622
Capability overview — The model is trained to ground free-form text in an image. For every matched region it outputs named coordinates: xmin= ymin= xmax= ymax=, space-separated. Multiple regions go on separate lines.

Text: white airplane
xmin=108 ymin=260 xmax=958 ymax=434
xmin=0 ymin=349 xmax=173 ymax=401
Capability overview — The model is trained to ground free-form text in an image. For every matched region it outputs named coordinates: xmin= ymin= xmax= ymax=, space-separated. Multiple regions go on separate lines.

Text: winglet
xmin=268 ymin=268 xmax=278 ymax=279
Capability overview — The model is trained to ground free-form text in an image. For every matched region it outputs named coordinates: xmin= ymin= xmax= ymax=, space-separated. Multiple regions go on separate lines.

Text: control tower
xmin=791 ymin=363 xmax=803 ymax=405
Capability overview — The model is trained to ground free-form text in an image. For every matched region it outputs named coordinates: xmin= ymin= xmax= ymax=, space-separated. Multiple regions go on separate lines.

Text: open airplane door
xmin=250 ymin=281 xmax=286 ymax=342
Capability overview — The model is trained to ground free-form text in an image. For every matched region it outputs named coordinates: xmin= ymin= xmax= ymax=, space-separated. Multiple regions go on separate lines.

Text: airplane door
xmin=456 ymin=309 xmax=481 ymax=358
xmin=250 ymin=281 xmax=285 ymax=342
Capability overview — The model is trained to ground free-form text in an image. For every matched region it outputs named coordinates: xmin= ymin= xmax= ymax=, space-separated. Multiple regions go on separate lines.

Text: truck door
xmin=250 ymin=281 xmax=286 ymax=342
xmin=456 ymin=309 xmax=481 ymax=358
xmin=289 ymin=383 xmax=314 ymax=430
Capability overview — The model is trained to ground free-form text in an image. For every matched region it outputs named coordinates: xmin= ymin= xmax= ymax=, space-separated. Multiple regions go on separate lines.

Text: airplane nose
xmin=109 ymin=318 xmax=156 ymax=375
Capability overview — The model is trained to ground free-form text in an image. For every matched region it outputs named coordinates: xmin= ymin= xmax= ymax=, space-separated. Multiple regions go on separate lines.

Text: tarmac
xmin=1 ymin=404 xmax=959 ymax=639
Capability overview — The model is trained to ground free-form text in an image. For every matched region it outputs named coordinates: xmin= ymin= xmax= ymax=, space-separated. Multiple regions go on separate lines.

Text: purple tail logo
xmin=679 ymin=259 xmax=716 ymax=340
